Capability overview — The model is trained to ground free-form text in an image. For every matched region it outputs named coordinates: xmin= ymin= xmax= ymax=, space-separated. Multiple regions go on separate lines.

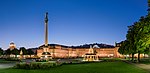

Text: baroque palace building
xmin=37 ymin=43 xmax=121 ymax=58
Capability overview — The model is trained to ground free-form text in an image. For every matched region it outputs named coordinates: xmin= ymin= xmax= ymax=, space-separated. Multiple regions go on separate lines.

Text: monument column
xmin=41 ymin=12 xmax=51 ymax=60
xmin=45 ymin=12 xmax=48 ymax=46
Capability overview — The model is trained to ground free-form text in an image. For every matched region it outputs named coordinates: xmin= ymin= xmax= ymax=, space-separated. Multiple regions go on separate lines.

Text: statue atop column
xmin=45 ymin=12 xmax=48 ymax=23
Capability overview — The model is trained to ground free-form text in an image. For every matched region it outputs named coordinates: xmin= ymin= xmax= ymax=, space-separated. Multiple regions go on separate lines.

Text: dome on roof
xmin=93 ymin=45 xmax=100 ymax=48
xmin=9 ymin=42 xmax=16 ymax=50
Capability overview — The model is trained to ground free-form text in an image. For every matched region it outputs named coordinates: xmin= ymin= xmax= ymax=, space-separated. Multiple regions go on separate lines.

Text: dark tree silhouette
xmin=0 ymin=48 xmax=3 ymax=56
xmin=5 ymin=49 xmax=11 ymax=55
xmin=19 ymin=47 xmax=27 ymax=55
xmin=27 ymin=49 xmax=34 ymax=58
xmin=11 ymin=49 xmax=19 ymax=58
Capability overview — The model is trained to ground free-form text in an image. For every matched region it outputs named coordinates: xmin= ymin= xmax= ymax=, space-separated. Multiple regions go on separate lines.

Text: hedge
xmin=14 ymin=62 xmax=62 ymax=69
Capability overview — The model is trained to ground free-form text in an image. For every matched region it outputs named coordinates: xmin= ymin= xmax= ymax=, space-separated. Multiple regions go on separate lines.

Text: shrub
xmin=30 ymin=63 xmax=41 ymax=69
xmin=100 ymin=58 xmax=121 ymax=62
xmin=13 ymin=62 xmax=62 ymax=69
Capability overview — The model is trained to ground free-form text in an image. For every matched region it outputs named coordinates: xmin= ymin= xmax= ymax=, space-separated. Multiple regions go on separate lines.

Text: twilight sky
xmin=0 ymin=0 xmax=148 ymax=49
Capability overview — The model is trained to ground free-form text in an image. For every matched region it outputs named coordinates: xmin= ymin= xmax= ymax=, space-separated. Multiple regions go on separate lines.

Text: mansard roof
xmin=39 ymin=44 xmax=69 ymax=48
xmin=69 ymin=43 xmax=115 ymax=48
xmin=38 ymin=43 xmax=115 ymax=49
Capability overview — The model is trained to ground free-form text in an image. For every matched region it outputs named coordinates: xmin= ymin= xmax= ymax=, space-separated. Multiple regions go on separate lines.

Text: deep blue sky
xmin=0 ymin=0 xmax=148 ymax=49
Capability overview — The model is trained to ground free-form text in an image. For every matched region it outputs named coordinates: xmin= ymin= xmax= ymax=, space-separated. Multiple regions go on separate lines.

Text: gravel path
xmin=135 ymin=64 xmax=150 ymax=72
xmin=0 ymin=63 xmax=16 ymax=69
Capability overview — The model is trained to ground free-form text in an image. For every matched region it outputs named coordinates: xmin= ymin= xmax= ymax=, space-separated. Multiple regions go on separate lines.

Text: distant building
xmin=9 ymin=42 xmax=16 ymax=50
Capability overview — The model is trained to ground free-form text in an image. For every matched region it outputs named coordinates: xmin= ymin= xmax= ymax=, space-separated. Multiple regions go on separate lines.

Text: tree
xmin=124 ymin=14 xmax=150 ymax=62
xmin=118 ymin=40 xmax=131 ymax=59
xmin=126 ymin=24 xmax=137 ymax=61
xmin=19 ymin=47 xmax=27 ymax=55
xmin=135 ymin=15 xmax=150 ymax=62
xmin=144 ymin=48 xmax=149 ymax=58
xmin=11 ymin=49 xmax=19 ymax=58
xmin=0 ymin=48 xmax=3 ymax=56
xmin=140 ymin=14 xmax=150 ymax=61
xmin=118 ymin=41 xmax=125 ymax=54
xmin=120 ymin=0 xmax=150 ymax=62
xmin=5 ymin=49 xmax=11 ymax=55
xmin=148 ymin=0 xmax=150 ymax=13
xmin=27 ymin=49 xmax=34 ymax=58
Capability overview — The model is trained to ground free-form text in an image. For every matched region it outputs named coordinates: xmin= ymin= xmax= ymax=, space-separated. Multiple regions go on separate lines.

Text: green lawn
xmin=0 ymin=61 xmax=147 ymax=73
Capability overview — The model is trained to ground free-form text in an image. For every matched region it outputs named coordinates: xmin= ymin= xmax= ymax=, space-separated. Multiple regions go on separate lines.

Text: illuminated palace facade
xmin=37 ymin=44 xmax=121 ymax=58
xmin=37 ymin=12 xmax=121 ymax=58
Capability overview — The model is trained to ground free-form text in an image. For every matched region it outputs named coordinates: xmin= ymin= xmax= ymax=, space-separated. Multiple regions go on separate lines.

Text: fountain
xmin=83 ymin=45 xmax=99 ymax=61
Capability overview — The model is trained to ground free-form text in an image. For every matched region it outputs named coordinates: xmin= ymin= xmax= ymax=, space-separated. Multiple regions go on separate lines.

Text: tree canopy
xmin=19 ymin=47 xmax=27 ymax=55
xmin=118 ymin=14 xmax=150 ymax=62
xmin=119 ymin=0 xmax=150 ymax=61
xmin=0 ymin=48 xmax=3 ymax=56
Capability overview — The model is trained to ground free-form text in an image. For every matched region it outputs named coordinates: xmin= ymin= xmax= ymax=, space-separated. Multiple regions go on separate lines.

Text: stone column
xmin=45 ymin=12 xmax=48 ymax=47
